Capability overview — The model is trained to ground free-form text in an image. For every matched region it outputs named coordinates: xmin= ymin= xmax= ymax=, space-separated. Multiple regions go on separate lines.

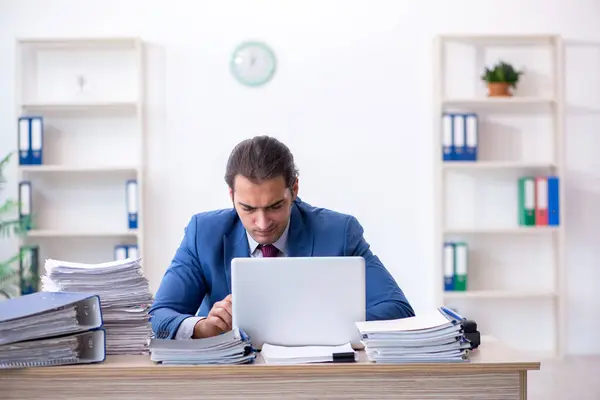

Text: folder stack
xmin=41 ymin=258 xmax=153 ymax=355
xmin=149 ymin=328 xmax=256 ymax=365
xmin=0 ymin=292 xmax=106 ymax=369
xmin=354 ymin=307 xmax=472 ymax=363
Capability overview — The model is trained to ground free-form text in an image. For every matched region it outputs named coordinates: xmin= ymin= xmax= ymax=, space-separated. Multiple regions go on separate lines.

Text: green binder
xmin=518 ymin=177 xmax=535 ymax=226
xmin=454 ymin=242 xmax=468 ymax=291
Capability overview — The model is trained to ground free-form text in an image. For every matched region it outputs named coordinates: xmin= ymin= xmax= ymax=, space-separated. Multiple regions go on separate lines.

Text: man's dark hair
xmin=225 ymin=135 xmax=299 ymax=190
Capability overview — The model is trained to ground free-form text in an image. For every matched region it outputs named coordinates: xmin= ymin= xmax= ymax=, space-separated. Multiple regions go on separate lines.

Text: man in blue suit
xmin=149 ymin=136 xmax=415 ymax=339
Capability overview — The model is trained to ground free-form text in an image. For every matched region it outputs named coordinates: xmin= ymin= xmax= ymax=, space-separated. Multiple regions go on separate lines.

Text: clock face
xmin=230 ymin=41 xmax=276 ymax=87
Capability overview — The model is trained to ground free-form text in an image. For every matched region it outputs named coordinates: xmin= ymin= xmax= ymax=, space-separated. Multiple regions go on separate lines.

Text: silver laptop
xmin=231 ymin=256 xmax=366 ymax=349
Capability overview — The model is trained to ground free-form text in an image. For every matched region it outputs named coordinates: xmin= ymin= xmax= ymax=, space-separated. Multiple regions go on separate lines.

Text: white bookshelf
xmin=433 ymin=34 xmax=566 ymax=358
xmin=15 ymin=37 xmax=145 ymax=275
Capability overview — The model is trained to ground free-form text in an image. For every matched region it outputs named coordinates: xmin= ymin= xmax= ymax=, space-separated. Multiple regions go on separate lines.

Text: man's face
xmin=230 ymin=175 xmax=298 ymax=245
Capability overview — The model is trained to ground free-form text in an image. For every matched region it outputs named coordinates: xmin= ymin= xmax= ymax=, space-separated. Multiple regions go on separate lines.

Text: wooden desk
xmin=1 ymin=337 xmax=540 ymax=400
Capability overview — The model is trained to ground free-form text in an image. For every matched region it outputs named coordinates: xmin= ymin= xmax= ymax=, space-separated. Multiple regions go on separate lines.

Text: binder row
xmin=17 ymin=180 xmax=139 ymax=231
xmin=114 ymin=244 xmax=138 ymax=261
xmin=518 ymin=176 xmax=560 ymax=226
xmin=18 ymin=116 xmax=44 ymax=165
xmin=442 ymin=112 xmax=478 ymax=161
xmin=443 ymin=242 xmax=468 ymax=292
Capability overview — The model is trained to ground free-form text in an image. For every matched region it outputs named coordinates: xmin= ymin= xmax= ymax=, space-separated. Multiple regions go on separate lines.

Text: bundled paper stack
xmin=260 ymin=342 xmax=356 ymax=365
xmin=355 ymin=307 xmax=472 ymax=363
xmin=41 ymin=258 xmax=153 ymax=355
xmin=149 ymin=328 xmax=256 ymax=365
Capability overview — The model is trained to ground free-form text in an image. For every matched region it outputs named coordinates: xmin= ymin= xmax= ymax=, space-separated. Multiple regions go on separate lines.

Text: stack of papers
xmin=355 ymin=307 xmax=471 ymax=363
xmin=261 ymin=342 xmax=356 ymax=365
xmin=41 ymin=258 xmax=153 ymax=355
xmin=149 ymin=328 xmax=256 ymax=365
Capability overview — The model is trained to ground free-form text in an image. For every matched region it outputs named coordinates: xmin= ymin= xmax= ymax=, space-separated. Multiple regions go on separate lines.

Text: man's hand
xmin=192 ymin=294 xmax=232 ymax=339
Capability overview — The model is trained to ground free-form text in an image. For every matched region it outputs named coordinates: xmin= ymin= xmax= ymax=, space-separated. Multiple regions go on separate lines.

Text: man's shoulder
xmin=295 ymin=198 xmax=356 ymax=230
xmin=187 ymin=207 xmax=239 ymax=236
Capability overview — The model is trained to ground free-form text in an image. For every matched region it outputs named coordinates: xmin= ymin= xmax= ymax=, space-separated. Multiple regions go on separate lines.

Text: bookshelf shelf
xmin=443 ymin=227 xmax=560 ymax=235
xmin=21 ymin=101 xmax=138 ymax=114
xmin=18 ymin=37 xmax=141 ymax=50
xmin=26 ymin=230 xmax=138 ymax=238
xmin=434 ymin=34 xmax=565 ymax=358
xmin=442 ymin=161 xmax=556 ymax=170
xmin=438 ymin=34 xmax=557 ymax=45
xmin=444 ymin=290 xmax=558 ymax=300
xmin=15 ymin=36 xmax=146 ymax=288
xmin=19 ymin=165 xmax=139 ymax=174
xmin=442 ymin=97 xmax=555 ymax=107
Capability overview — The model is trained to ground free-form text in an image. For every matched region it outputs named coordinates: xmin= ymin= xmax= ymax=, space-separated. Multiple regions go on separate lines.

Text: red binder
xmin=535 ymin=177 xmax=548 ymax=225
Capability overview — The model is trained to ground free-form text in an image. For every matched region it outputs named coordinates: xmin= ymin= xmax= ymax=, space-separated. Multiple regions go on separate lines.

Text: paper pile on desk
xmin=355 ymin=307 xmax=471 ymax=363
xmin=41 ymin=258 xmax=153 ymax=356
xmin=149 ymin=328 xmax=256 ymax=365
xmin=261 ymin=342 xmax=356 ymax=365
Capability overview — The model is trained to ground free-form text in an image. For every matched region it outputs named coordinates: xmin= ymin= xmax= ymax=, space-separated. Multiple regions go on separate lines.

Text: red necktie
xmin=260 ymin=244 xmax=279 ymax=257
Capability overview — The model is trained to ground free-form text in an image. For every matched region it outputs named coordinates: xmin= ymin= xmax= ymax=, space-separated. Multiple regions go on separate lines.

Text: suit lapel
xmin=286 ymin=199 xmax=314 ymax=257
xmin=223 ymin=219 xmax=250 ymax=292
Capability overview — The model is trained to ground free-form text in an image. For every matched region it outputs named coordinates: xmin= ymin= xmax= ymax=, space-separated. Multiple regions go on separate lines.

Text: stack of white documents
xmin=149 ymin=328 xmax=256 ymax=365
xmin=261 ymin=342 xmax=356 ymax=365
xmin=355 ymin=307 xmax=471 ymax=363
xmin=41 ymin=258 xmax=153 ymax=356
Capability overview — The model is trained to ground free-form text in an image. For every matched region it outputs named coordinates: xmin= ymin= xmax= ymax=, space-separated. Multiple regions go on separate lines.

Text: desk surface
xmin=1 ymin=337 xmax=541 ymax=400
xmin=4 ymin=336 xmax=540 ymax=377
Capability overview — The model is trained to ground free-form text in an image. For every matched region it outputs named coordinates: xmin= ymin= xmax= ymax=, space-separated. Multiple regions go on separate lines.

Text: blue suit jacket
xmin=148 ymin=198 xmax=415 ymax=339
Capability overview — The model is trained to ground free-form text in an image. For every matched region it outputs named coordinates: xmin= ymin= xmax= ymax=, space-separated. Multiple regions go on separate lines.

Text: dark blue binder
xmin=0 ymin=291 xmax=103 ymax=346
xmin=452 ymin=113 xmax=466 ymax=161
xmin=548 ymin=176 xmax=560 ymax=226
xmin=443 ymin=242 xmax=455 ymax=291
xmin=29 ymin=116 xmax=44 ymax=165
xmin=464 ymin=113 xmax=478 ymax=162
xmin=126 ymin=179 xmax=138 ymax=229
xmin=127 ymin=244 xmax=139 ymax=259
xmin=442 ymin=113 xmax=454 ymax=161
xmin=19 ymin=245 xmax=39 ymax=295
xmin=18 ymin=181 xmax=32 ymax=230
xmin=18 ymin=117 xmax=31 ymax=165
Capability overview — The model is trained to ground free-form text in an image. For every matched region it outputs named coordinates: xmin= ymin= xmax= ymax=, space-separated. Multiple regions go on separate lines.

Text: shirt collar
xmin=246 ymin=220 xmax=290 ymax=255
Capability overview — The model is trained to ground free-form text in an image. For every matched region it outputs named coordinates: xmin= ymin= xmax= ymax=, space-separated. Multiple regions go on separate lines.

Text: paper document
xmin=355 ymin=310 xmax=455 ymax=335
xmin=355 ymin=307 xmax=471 ymax=363
xmin=261 ymin=342 xmax=356 ymax=365
xmin=41 ymin=257 xmax=153 ymax=356
xmin=150 ymin=328 xmax=256 ymax=365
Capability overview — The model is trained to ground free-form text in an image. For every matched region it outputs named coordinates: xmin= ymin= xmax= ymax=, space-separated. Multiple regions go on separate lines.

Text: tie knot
xmin=260 ymin=244 xmax=279 ymax=258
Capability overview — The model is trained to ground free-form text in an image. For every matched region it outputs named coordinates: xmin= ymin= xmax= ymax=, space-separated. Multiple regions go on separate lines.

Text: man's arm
xmin=344 ymin=216 xmax=415 ymax=320
xmin=148 ymin=215 xmax=207 ymax=339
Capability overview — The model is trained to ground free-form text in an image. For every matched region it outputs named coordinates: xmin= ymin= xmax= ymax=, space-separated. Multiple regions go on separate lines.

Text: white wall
xmin=0 ymin=0 xmax=599 ymax=355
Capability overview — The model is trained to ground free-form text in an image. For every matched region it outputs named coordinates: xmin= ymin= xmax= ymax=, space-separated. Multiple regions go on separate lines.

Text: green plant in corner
xmin=0 ymin=151 xmax=33 ymax=300
xmin=480 ymin=60 xmax=523 ymax=97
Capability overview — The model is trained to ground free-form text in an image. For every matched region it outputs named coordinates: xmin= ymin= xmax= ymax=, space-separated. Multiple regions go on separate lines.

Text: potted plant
xmin=480 ymin=61 xmax=523 ymax=97
xmin=0 ymin=152 xmax=34 ymax=300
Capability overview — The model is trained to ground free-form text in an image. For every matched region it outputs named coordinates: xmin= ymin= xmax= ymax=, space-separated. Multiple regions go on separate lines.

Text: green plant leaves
xmin=0 ymin=150 xmax=37 ymax=298
xmin=480 ymin=60 xmax=523 ymax=88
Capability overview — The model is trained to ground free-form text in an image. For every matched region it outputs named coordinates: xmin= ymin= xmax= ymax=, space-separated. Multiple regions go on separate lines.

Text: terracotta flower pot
xmin=487 ymin=82 xmax=512 ymax=97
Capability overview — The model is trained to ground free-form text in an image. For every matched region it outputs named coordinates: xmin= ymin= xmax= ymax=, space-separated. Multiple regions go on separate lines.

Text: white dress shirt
xmin=174 ymin=222 xmax=289 ymax=339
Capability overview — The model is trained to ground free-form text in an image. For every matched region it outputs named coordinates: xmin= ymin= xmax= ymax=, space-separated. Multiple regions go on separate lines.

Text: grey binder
xmin=0 ymin=329 xmax=106 ymax=369
xmin=0 ymin=291 xmax=103 ymax=346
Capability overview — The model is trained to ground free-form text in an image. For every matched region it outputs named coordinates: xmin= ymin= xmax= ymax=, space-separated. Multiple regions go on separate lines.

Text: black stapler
xmin=462 ymin=319 xmax=480 ymax=349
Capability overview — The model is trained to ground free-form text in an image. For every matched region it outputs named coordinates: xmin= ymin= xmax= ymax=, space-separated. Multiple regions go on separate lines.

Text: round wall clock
xmin=230 ymin=41 xmax=276 ymax=87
